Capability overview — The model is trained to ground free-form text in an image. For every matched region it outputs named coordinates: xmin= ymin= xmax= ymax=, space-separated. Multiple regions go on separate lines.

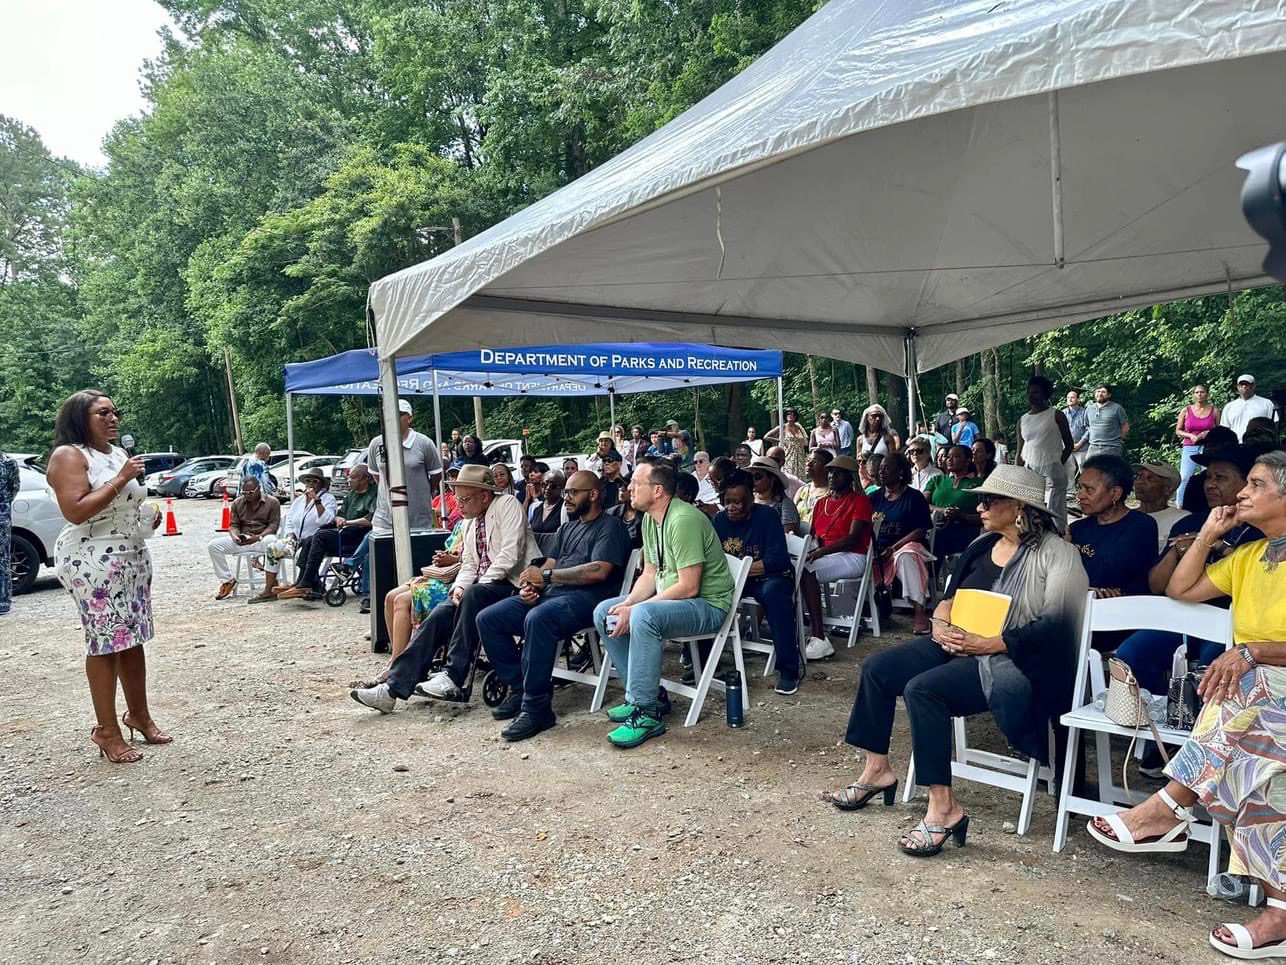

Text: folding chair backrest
xmin=1070 ymin=591 xmax=1234 ymax=708
xmin=725 ymin=553 xmax=754 ymax=604
xmin=619 ymin=548 xmax=642 ymax=595
xmin=784 ymin=533 xmax=812 ymax=588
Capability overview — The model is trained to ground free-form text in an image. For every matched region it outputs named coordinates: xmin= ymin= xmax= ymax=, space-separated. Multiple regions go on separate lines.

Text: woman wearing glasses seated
xmin=821 ymin=465 xmax=1086 ymax=857
xmin=906 ymin=442 xmax=942 ymax=494
xmin=1087 ymin=451 xmax=1286 ymax=961
xmin=749 ymin=457 xmax=800 ymax=535
xmin=870 ymin=453 xmax=935 ymax=635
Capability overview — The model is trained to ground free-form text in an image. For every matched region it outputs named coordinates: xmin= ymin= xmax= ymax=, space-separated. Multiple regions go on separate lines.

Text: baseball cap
xmin=1134 ymin=462 xmax=1180 ymax=485
xmin=1237 ymin=374 xmax=1256 ymax=385
xmin=665 ymin=419 xmax=680 ymax=429
xmin=946 ymin=393 xmax=959 ymax=401
xmin=397 ymin=399 xmax=413 ymax=416
xmin=956 ymin=406 xmax=970 ymax=415
xmin=602 ymin=450 xmax=623 ymax=464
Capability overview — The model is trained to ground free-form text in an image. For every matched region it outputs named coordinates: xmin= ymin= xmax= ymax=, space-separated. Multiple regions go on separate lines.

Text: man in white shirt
xmin=1220 ymin=374 xmax=1278 ymax=441
xmin=586 ymin=432 xmax=615 ymax=474
xmin=765 ymin=445 xmax=804 ymax=499
xmin=692 ymin=450 xmax=720 ymax=514
xmin=831 ymin=408 xmax=855 ymax=457
xmin=350 ymin=465 xmax=539 ymax=711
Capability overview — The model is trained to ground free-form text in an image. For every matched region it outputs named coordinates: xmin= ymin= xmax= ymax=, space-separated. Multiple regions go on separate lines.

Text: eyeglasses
xmin=750 ymin=471 xmax=768 ymax=480
xmin=564 ymin=486 xmax=596 ymax=495
xmin=976 ymin=495 xmax=1012 ymax=509
xmin=907 ymin=448 xmax=925 ymax=456
xmin=93 ymin=408 xmax=123 ymax=419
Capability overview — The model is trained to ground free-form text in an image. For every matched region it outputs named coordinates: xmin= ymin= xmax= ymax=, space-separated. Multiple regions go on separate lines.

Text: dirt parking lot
xmin=1 ymin=500 xmax=1236 ymax=964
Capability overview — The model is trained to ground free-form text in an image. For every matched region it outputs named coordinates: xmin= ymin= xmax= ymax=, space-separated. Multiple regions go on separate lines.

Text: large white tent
xmin=370 ymin=0 xmax=1285 ymax=378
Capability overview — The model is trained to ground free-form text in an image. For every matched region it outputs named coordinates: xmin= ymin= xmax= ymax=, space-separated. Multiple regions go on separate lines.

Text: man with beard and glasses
xmin=477 ymin=470 xmax=631 ymax=741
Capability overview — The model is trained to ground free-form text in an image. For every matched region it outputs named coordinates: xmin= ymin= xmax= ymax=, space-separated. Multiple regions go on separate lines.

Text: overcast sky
xmin=1 ymin=0 xmax=174 ymax=167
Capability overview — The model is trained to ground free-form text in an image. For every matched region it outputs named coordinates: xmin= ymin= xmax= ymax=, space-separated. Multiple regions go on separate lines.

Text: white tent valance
xmin=369 ymin=0 xmax=1286 ymax=376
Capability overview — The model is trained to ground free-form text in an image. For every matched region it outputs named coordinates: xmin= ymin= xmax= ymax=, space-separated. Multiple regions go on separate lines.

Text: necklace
xmin=1262 ymin=536 xmax=1286 ymax=573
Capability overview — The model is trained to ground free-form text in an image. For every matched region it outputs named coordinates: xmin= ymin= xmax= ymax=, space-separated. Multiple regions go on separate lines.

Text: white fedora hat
xmin=972 ymin=464 xmax=1049 ymax=514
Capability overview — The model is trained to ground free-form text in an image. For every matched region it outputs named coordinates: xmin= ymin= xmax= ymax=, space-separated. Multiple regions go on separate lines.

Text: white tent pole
xmin=285 ymin=392 xmax=295 ymax=496
xmin=432 ymin=369 xmax=446 ymax=528
xmin=377 ymin=356 xmax=413 ymax=584
xmin=776 ymin=377 xmax=785 ymax=438
xmin=904 ymin=333 xmax=919 ymax=440
xmin=1049 ymin=90 xmax=1065 ymax=269
xmin=609 ymin=383 xmax=616 ymax=435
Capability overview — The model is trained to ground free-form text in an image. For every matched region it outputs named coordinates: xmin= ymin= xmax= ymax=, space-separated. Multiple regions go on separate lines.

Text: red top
xmin=811 ymin=490 xmax=873 ymax=553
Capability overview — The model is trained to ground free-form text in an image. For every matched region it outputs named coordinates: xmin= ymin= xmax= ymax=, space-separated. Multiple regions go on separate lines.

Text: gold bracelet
xmin=1193 ymin=536 xmax=1216 ymax=549
xmin=106 ymin=479 xmax=121 ymax=496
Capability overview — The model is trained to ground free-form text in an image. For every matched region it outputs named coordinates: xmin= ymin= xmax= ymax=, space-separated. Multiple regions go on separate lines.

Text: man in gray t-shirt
xmin=367 ymin=399 xmax=443 ymax=530
xmin=1086 ymin=384 xmax=1129 ymax=456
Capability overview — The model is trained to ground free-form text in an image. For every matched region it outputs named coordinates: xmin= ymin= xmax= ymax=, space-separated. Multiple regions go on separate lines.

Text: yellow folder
xmin=950 ymin=588 xmax=1012 ymax=637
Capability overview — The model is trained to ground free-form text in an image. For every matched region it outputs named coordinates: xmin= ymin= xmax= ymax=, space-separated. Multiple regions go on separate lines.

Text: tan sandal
xmin=91 ymin=725 xmax=143 ymax=763
xmin=122 ymin=712 xmax=172 ymax=745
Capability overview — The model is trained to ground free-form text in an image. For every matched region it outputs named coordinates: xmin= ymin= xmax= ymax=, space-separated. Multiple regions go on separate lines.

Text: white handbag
xmin=1104 ymin=657 xmax=1169 ymax=793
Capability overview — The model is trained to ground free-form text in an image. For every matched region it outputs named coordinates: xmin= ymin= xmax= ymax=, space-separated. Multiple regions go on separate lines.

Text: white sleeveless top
xmin=1019 ymin=408 xmax=1063 ymax=469
xmin=860 ymin=434 xmax=889 ymax=457
xmin=60 ymin=445 xmax=147 ymax=543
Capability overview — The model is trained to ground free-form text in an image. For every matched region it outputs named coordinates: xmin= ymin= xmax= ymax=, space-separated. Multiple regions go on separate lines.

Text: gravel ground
xmin=1 ymin=500 xmax=1237 ymax=964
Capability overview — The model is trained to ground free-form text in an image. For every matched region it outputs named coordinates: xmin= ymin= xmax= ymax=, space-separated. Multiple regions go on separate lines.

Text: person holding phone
xmin=821 ymin=465 xmax=1086 ymax=857
xmin=47 ymin=390 xmax=166 ymax=764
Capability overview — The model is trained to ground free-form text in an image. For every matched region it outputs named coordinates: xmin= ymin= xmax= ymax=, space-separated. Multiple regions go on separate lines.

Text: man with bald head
xmin=477 ymin=470 xmax=631 ymax=740
xmin=766 ymin=445 xmax=804 ymax=499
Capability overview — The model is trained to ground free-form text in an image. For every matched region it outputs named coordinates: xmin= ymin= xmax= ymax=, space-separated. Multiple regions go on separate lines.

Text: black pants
xmin=385 ymin=581 xmax=516 ymax=698
xmin=844 ymin=636 xmax=988 ymax=787
xmin=296 ymin=527 xmax=364 ymax=590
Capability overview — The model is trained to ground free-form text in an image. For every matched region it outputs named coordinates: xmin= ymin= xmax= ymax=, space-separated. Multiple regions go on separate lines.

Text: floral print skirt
xmin=55 ymin=532 xmax=154 ymax=656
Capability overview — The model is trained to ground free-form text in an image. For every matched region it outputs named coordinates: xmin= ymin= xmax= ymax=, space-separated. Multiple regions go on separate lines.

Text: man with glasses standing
xmin=593 ymin=462 xmax=733 ymax=748
xmin=476 ymin=470 xmax=630 ymax=741
xmin=831 ymin=408 xmax=855 ymax=458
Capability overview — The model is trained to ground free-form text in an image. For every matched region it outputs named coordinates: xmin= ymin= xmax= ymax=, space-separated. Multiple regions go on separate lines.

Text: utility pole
xmin=223 ymin=346 xmax=245 ymax=453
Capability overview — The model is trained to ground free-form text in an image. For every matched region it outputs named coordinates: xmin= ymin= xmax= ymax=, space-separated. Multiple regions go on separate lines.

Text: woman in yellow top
xmin=1087 ymin=450 xmax=1286 ymax=960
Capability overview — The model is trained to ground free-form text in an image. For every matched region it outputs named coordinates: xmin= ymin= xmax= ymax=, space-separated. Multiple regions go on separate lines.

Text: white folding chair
xmin=552 ymin=549 xmax=640 ymax=701
xmin=594 ymin=554 xmax=754 ymax=726
xmin=903 ymin=719 xmax=1056 ymax=836
xmin=740 ymin=534 xmax=811 ymax=676
xmin=1052 ymin=593 xmax=1234 ymax=889
xmin=820 ymin=525 xmax=882 ymax=646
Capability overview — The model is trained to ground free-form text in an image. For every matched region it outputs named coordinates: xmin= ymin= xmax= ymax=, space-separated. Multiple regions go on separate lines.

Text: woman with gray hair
xmin=1088 ymin=450 xmax=1286 ymax=960
xmin=822 ymin=464 xmax=1087 ymax=857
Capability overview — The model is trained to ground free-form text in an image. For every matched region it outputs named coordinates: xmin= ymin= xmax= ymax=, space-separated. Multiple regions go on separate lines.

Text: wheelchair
xmin=321 ymin=559 xmax=364 ymax=607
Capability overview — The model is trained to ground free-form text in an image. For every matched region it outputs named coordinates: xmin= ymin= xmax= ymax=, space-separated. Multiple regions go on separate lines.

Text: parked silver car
xmin=9 ymin=458 xmax=68 ymax=594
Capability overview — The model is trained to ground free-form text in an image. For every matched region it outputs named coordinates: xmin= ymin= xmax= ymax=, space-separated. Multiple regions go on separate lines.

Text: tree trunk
xmin=865 ymin=364 xmax=880 ymax=407
xmin=727 ymin=383 xmax=745 ymax=449
xmin=982 ymin=351 xmax=998 ymax=437
xmin=955 ymin=359 xmax=965 ymax=397
xmin=806 ymin=355 xmax=820 ymax=412
xmin=884 ymin=371 xmax=905 ymax=439
xmin=988 ymin=349 xmax=1004 ymax=437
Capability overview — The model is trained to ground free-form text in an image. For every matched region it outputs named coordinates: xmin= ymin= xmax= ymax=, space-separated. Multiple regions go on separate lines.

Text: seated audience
xmin=907 ymin=440 xmax=942 ymax=493
xmin=971 ymin=437 xmax=998 ymax=481
xmin=490 ymin=461 xmax=521 ymax=499
xmin=765 ymin=445 xmax=805 ymax=499
xmin=260 ymin=469 xmax=337 ymax=602
xmin=606 ymin=462 xmax=645 ymax=550
xmin=799 ymin=456 xmax=874 ymax=660
xmin=433 ymin=466 xmax=462 ymax=529
xmin=1087 ymin=451 xmax=1286 ymax=959
xmin=599 ymin=451 xmax=625 ymax=509
xmin=477 ymin=470 xmax=631 ymax=741
xmin=562 ymin=457 xmax=580 ymax=478
xmin=823 ymin=465 xmax=1086 ymax=858
xmin=714 ymin=469 xmax=801 ymax=695
xmin=528 ymin=469 xmax=567 ymax=555
xmin=1069 ymin=454 xmax=1158 ymax=603
xmin=1244 ymin=415 xmax=1280 ymax=448
xmin=749 ymin=456 xmax=800 ymax=534
xmin=593 ymin=462 xmax=734 ymax=748
xmin=1133 ymin=462 xmax=1189 ymax=552
xmin=350 ymin=465 xmax=538 ymax=712
xmin=209 ymin=476 xmax=281 ymax=600
xmin=794 ymin=447 xmax=833 ymax=523
xmin=282 ymin=463 xmax=376 ymax=600
xmin=675 ymin=471 xmax=700 ymax=504
xmin=1180 ymin=425 xmax=1239 ymax=514
xmin=858 ymin=453 xmax=881 ymax=495
xmin=871 ymin=453 xmax=935 ymax=635
xmin=692 ymin=451 xmax=720 ymax=515
xmin=520 ymin=460 xmax=546 ymax=514
xmin=935 ymin=445 xmax=950 ymax=473
xmin=924 ymin=445 xmax=982 ymax=558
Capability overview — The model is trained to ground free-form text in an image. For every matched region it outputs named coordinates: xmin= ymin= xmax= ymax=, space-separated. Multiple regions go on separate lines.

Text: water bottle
xmin=1147 ymin=694 xmax=1168 ymax=724
xmin=1093 ymin=690 xmax=1107 ymax=712
xmin=1208 ymin=873 xmax=1250 ymax=901
xmin=724 ymin=671 xmax=744 ymax=728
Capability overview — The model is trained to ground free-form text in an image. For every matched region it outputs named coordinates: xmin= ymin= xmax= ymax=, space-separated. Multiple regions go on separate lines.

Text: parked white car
xmin=10 ymin=460 xmax=68 ymax=594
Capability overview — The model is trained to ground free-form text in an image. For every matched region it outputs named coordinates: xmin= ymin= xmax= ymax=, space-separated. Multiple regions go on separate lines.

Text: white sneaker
xmin=350 ymin=682 xmax=397 ymax=714
xmin=805 ymin=635 xmax=835 ymax=660
xmin=416 ymin=670 xmax=466 ymax=701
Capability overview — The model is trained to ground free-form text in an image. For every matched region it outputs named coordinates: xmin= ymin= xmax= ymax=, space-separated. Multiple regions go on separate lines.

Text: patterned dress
xmin=54 ymin=445 xmax=155 ymax=655
xmin=410 ymin=520 xmax=466 ymax=627
xmin=0 ymin=453 xmax=19 ymax=615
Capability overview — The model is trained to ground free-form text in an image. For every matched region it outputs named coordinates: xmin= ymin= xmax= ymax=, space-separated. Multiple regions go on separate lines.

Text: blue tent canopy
xmin=283 ymin=343 xmax=782 ymax=397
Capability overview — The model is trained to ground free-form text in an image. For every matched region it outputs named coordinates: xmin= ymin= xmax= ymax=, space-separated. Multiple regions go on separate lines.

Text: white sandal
xmin=1210 ymin=897 xmax=1286 ymax=960
xmin=1085 ymin=787 xmax=1193 ymax=854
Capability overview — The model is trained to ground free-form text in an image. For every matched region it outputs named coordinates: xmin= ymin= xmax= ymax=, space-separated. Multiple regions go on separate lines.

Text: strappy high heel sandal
xmin=1085 ymin=787 xmax=1192 ymax=854
xmin=122 ymin=712 xmax=173 ymax=745
xmin=898 ymin=814 xmax=969 ymax=857
xmin=1210 ymin=897 xmax=1286 ymax=960
xmin=820 ymin=780 xmax=898 ymax=811
xmin=91 ymin=726 xmax=143 ymax=764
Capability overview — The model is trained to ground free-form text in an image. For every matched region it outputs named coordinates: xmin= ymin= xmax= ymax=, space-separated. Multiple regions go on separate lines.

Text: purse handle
xmin=1107 ymin=657 xmax=1171 ymax=795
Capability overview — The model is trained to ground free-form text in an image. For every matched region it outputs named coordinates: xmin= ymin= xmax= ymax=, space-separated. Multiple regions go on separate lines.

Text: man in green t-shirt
xmin=594 ymin=461 xmax=733 ymax=748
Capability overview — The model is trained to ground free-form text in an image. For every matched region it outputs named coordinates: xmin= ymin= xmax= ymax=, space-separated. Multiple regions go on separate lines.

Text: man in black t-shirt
xmin=477 ymin=470 xmax=630 ymax=741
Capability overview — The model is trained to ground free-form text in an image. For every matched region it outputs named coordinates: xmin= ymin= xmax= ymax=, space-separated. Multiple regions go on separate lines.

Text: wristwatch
xmin=542 ymin=568 xmax=553 ymax=586
xmin=1237 ymin=644 xmax=1257 ymax=669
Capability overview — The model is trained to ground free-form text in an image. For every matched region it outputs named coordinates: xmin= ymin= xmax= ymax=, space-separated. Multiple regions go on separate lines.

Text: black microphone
xmin=120 ymin=434 xmax=144 ymax=482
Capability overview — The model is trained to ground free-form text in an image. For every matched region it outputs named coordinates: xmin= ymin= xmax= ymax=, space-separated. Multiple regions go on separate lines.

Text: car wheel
xmin=10 ymin=533 xmax=40 ymax=595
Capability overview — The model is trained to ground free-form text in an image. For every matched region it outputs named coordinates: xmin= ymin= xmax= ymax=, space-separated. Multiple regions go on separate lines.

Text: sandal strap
xmin=903 ymin=820 xmax=948 ymax=850
xmin=1219 ymin=922 xmax=1255 ymax=951
xmin=1157 ymin=787 xmax=1195 ymax=824
xmin=1268 ymin=898 xmax=1286 ymax=912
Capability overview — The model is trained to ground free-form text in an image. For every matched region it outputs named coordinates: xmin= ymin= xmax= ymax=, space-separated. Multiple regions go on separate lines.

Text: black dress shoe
xmin=501 ymin=711 xmax=556 ymax=742
xmin=359 ymin=597 xmax=371 ymax=614
xmin=490 ymin=691 xmax=523 ymax=720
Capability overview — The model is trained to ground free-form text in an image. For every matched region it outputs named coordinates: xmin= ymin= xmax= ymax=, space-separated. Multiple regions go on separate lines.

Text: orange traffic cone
xmin=163 ymin=498 xmax=182 ymax=537
xmin=216 ymin=492 xmax=231 ymax=532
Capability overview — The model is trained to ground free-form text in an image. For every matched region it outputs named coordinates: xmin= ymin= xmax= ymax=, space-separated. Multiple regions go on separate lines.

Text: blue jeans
xmin=1178 ymin=445 xmax=1202 ymax=507
xmin=1115 ymin=629 xmax=1224 ymax=695
xmin=594 ymin=594 xmax=727 ymax=708
xmin=477 ymin=591 xmax=599 ymax=715
xmin=344 ymin=532 xmax=373 ymax=595
xmin=746 ymin=575 xmax=799 ymax=681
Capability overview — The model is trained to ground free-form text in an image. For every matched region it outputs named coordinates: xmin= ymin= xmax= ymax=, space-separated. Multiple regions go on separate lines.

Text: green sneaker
xmin=607 ymin=707 xmax=667 ymax=749
xmin=605 ymin=688 xmax=672 ymax=723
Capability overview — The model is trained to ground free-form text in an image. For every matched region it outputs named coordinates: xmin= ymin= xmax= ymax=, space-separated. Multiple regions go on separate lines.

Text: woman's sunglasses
xmin=975 ymin=495 xmax=1012 ymax=510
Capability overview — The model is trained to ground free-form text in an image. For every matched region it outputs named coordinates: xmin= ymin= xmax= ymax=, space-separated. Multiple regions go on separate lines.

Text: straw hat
xmin=748 ymin=456 xmax=790 ymax=489
xmin=827 ymin=455 xmax=861 ymax=474
xmin=972 ymin=464 xmax=1049 ymax=513
xmin=448 ymin=464 xmax=503 ymax=492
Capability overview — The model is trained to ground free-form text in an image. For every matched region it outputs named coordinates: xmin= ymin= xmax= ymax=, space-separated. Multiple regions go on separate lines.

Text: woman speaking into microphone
xmin=47 ymin=390 xmax=166 ymax=764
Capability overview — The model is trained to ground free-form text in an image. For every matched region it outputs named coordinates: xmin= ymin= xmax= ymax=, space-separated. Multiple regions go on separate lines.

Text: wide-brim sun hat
xmin=972 ymin=464 xmax=1049 ymax=514
xmin=1192 ymin=444 xmax=1269 ymax=477
xmin=447 ymin=464 xmax=504 ymax=492
xmin=828 ymin=455 xmax=861 ymax=474
xmin=748 ymin=456 xmax=790 ymax=489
